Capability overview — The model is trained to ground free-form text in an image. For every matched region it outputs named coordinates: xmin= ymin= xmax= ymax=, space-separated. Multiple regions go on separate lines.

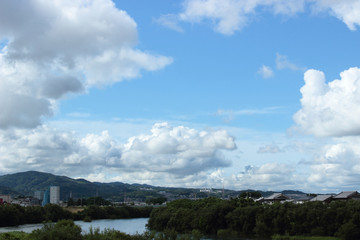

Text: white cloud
xmin=155 ymin=14 xmax=184 ymax=32
xmin=257 ymin=144 xmax=283 ymax=154
xmin=102 ymin=170 xmax=226 ymax=188
xmin=173 ymin=0 xmax=306 ymax=35
xmin=313 ymin=0 xmax=360 ymax=31
xmin=121 ymin=122 xmax=236 ymax=175
xmin=276 ymin=53 xmax=304 ymax=71
xmin=0 ymin=0 xmax=137 ymax=64
xmin=0 ymin=0 xmax=172 ymax=129
xmin=305 ymin=137 xmax=360 ymax=192
xmin=168 ymin=0 xmax=360 ymax=35
xmin=232 ymin=163 xmax=296 ymax=190
xmin=216 ymin=107 xmax=281 ymax=122
xmin=178 ymin=0 xmax=308 ymax=35
xmin=179 ymin=0 xmax=253 ymax=35
xmin=258 ymin=65 xmax=274 ymax=78
xmin=294 ymin=67 xmax=360 ymax=137
xmin=0 ymin=90 xmax=52 ymax=129
xmin=0 ymin=123 xmax=236 ymax=183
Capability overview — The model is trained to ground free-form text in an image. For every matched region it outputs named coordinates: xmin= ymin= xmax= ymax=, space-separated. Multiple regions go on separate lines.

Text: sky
xmin=1 ymin=0 xmax=360 ymax=193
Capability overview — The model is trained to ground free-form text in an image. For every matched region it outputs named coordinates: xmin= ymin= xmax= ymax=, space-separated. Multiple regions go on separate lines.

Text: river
xmin=0 ymin=218 xmax=149 ymax=235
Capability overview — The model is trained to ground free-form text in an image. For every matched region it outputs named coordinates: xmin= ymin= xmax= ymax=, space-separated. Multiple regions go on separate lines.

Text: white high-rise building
xmin=50 ymin=186 xmax=60 ymax=204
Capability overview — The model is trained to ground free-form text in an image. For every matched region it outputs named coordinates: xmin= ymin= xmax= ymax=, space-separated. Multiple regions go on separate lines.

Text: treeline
xmin=78 ymin=205 xmax=153 ymax=221
xmin=0 ymin=204 xmax=152 ymax=227
xmin=148 ymin=197 xmax=360 ymax=240
xmin=0 ymin=219 xmax=202 ymax=240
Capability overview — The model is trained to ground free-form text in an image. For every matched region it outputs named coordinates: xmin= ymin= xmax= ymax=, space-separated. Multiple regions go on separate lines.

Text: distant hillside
xmin=0 ymin=185 xmax=20 ymax=196
xmin=0 ymin=171 xmax=306 ymax=201
xmin=0 ymin=171 xmax=161 ymax=201
xmin=238 ymin=189 xmax=307 ymax=198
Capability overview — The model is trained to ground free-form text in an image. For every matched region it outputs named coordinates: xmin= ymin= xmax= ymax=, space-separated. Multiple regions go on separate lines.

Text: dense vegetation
xmin=148 ymin=197 xmax=360 ymax=240
xmin=145 ymin=197 xmax=167 ymax=205
xmin=0 ymin=204 xmax=152 ymax=227
xmin=0 ymin=219 xmax=202 ymax=240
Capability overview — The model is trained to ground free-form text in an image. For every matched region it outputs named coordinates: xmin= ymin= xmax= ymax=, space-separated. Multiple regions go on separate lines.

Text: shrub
xmin=28 ymin=219 xmax=82 ymax=240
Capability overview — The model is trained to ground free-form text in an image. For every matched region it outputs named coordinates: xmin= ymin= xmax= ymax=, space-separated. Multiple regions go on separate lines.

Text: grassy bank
xmin=0 ymin=231 xmax=28 ymax=239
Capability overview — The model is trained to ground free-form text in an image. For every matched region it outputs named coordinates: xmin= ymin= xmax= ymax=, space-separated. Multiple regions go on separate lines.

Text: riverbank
xmin=0 ymin=218 xmax=148 ymax=235
xmin=0 ymin=220 xmax=151 ymax=240
xmin=0 ymin=219 xmax=203 ymax=240
xmin=0 ymin=204 xmax=153 ymax=227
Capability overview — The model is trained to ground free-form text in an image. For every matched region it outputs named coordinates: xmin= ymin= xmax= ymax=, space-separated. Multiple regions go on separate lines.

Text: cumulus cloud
xmin=0 ymin=0 xmax=172 ymax=129
xmin=0 ymin=127 xmax=122 ymax=176
xmin=305 ymin=137 xmax=360 ymax=191
xmin=232 ymin=163 xmax=296 ymax=190
xmin=0 ymin=123 xmax=236 ymax=183
xmin=121 ymin=122 xmax=236 ymax=175
xmin=107 ymin=169 xmax=227 ymax=188
xmin=164 ymin=0 xmax=360 ymax=35
xmin=258 ymin=65 xmax=274 ymax=78
xmin=294 ymin=67 xmax=360 ymax=137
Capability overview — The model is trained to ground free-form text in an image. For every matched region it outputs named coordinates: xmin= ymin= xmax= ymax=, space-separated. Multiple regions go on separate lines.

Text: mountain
xmin=0 ymin=171 xmax=160 ymax=201
xmin=0 ymin=171 xmax=306 ymax=201
xmin=0 ymin=171 xmax=242 ymax=201
xmin=0 ymin=185 xmax=20 ymax=196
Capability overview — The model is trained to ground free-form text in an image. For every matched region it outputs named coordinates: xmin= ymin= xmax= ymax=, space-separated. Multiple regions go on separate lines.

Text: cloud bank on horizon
xmin=1 ymin=0 xmax=360 ymax=193
xmin=0 ymin=123 xmax=235 ymax=186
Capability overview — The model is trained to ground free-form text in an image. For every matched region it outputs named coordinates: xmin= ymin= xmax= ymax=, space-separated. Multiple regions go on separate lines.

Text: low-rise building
xmin=333 ymin=191 xmax=360 ymax=201
xmin=0 ymin=195 xmax=12 ymax=204
xmin=261 ymin=193 xmax=290 ymax=203
xmin=310 ymin=194 xmax=334 ymax=203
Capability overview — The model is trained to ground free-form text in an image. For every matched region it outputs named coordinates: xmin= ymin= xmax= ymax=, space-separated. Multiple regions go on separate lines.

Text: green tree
xmin=146 ymin=197 xmax=167 ymax=205
xmin=336 ymin=222 xmax=360 ymax=240
xmin=28 ymin=219 xmax=82 ymax=240
xmin=239 ymin=191 xmax=262 ymax=199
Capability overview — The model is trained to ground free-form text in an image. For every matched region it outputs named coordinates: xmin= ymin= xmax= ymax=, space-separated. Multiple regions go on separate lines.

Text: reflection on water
xmin=0 ymin=218 xmax=149 ymax=234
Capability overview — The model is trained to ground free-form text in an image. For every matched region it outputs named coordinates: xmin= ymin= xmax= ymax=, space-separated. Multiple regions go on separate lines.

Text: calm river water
xmin=0 ymin=218 xmax=149 ymax=234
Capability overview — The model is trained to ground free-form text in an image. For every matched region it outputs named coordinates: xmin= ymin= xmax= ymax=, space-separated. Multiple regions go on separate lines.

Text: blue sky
xmin=1 ymin=0 xmax=360 ymax=193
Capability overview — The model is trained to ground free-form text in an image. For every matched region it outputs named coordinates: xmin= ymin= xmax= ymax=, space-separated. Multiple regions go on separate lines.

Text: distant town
xmin=1 ymin=171 xmax=360 ymax=240
xmin=1 ymin=189 xmax=360 ymax=207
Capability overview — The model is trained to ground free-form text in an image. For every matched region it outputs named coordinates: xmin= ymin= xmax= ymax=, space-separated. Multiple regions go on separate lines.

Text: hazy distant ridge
xmin=0 ymin=171 xmax=306 ymax=201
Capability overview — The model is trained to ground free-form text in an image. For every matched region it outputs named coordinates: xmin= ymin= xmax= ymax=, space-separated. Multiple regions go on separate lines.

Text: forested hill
xmin=0 ymin=171 xmax=237 ymax=201
xmin=0 ymin=171 xmax=155 ymax=201
xmin=0 ymin=171 xmax=306 ymax=201
xmin=0 ymin=185 xmax=20 ymax=196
